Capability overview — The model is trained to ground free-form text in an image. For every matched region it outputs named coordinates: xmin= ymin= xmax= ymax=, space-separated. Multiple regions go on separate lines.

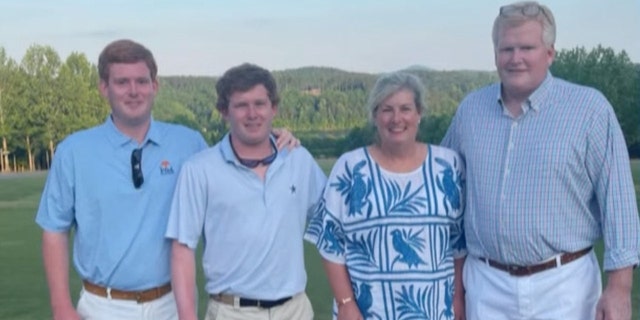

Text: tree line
xmin=0 ymin=45 xmax=638 ymax=172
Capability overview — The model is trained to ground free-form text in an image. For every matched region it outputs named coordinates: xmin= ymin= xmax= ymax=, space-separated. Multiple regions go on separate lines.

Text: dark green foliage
xmin=340 ymin=124 xmax=376 ymax=154
xmin=0 ymin=45 xmax=637 ymax=170
xmin=418 ymin=113 xmax=454 ymax=145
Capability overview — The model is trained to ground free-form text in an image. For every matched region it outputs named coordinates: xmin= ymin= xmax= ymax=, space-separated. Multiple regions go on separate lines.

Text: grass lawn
xmin=0 ymin=159 xmax=638 ymax=319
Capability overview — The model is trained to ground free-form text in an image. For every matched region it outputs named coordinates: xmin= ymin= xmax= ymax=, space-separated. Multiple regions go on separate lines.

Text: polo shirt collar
xmin=220 ymin=133 xmax=278 ymax=166
xmin=104 ymin=115 xmax=162 ymax=147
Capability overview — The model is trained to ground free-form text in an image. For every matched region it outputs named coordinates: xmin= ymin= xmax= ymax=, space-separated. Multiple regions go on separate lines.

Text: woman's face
xmin=374 ymin=88 xmax=421 ymax=146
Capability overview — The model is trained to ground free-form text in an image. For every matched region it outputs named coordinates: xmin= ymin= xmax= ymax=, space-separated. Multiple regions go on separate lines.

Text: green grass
xmin=0 ymin=160 xmax=638 ymax=319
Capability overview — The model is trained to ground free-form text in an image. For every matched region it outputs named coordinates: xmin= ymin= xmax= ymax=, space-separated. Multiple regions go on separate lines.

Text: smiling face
xmin=221 ymin=84 xmax=277 ymax=148
xmin=374 ymin=88 xmax=421 ymax=146
xmin=495 ymin=19 xmax=554 ymax=101
xmin=99 ymin=61 xmax=158 ymax=129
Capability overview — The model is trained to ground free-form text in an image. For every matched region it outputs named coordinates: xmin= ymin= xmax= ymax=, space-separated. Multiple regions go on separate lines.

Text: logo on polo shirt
xmin=160 ymin=160 xmax=174 ymax=175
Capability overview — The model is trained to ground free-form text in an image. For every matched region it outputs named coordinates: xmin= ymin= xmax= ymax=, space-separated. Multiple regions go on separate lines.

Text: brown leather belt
xmin=479 ymin=247 xmax=592 ymax=276
xmin=210 ymin=293 xmax=292 ymax=309
xmin=82 ymin=280 xmax=171 ymax=303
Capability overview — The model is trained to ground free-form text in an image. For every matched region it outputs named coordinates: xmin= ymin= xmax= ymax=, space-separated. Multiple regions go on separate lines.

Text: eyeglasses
xmin=131 ymin=148 xmax=144 ymax=189
xmin=499 ymin=3 xmax=551 ymax=23
xmin=231 ymin=139 xmax=278 ymax=168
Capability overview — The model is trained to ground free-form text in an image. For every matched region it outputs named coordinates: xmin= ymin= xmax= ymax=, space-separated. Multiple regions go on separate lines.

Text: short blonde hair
xmin=492 ymin=1 xmax=556 ymax=48
xmin=366 ymin=71 xmax=426 ymax=123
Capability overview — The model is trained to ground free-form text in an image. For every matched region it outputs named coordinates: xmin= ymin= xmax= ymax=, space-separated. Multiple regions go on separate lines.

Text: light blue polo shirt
xmin=36 ymin=116 xmax=207 ymax=291
xmin=166 ymin=133 xmax=327 ymax=300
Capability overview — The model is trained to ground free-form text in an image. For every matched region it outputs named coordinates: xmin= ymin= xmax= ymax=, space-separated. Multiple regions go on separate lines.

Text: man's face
xmin=495 ymin=20 xmax=554 ymax=99
xmin=222 ymin=84 xmax=277 ymax=147
xmin=99 ymin=61 xmax=158 ymax=128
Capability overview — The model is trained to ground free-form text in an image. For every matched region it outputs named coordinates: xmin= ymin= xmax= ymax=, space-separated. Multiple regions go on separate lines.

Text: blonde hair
xmin=492 ymin=1 xmax=556 ymax=48
xmin=366 ymin=71 xmax=426 ymax=123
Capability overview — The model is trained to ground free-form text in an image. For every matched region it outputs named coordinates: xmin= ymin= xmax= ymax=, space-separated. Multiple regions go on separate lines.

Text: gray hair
xmin=366 ymin=71 xmax=426 ymax=122
xmin=492 ymin=1 xmax=556 ymax=48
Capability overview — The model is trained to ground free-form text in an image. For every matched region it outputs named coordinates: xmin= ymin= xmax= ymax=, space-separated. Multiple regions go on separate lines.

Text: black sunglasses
xmin=131 ymin=148 xmax=144 ymax=189
xmin=231 ymin=139 xmax=278 ymax=168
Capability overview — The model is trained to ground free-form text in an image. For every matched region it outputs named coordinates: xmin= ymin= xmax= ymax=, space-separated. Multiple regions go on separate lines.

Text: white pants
xmin=77 ymin=289 xmax=178 ymax=320
xmin=205 ymin=292 xmax=314 ymax=320
xmin=464 ymin=251 xmax=601 ymax=320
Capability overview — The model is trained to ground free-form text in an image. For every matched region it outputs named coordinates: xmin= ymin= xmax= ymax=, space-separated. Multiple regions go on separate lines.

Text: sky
xmin=1 ymin=0 xmax=639 ymax=76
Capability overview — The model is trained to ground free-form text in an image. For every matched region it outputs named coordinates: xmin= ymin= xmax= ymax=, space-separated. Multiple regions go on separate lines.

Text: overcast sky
xmin=1 ymin=0 xmax=638 ymax=76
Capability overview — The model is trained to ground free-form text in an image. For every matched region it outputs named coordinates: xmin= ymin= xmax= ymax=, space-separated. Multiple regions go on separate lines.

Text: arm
xmin=323 ymin=259 xmax=363 ymax=320
xmin=453 ymin=257 xmax=466 ymax=320
xmin=171 ymin=241 xmax=198 ymax=320
xmin=42 ymin=230 xmax=80 ymax=320
xmin=595 ymin=267 xmax=633 ymax=320
xmin=587 ymin=97 xmax=638 ymax=320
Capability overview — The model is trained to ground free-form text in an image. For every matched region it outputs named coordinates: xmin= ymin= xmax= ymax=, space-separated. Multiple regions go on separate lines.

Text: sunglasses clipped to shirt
xmin=131 ymin=148 xmax=144 ymax=189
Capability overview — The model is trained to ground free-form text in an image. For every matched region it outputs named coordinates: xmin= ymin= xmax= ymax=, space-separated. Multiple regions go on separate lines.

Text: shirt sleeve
xmin=304 ymin=155 xmax=349 ymax=264
xmin=440 ymin=100 xmax=465 ymax=154
xmin=165 ymin=158 xmax=208 ymax=249
xmin=306 ymin=155 xmax=328 ymax=221
xmin=586 ymin=93 xmax=640 ymax=270
xmin=35 ymin=140 xmax=76 ymax=232
xmin=449 ymin=150 xmax=467 ymax=259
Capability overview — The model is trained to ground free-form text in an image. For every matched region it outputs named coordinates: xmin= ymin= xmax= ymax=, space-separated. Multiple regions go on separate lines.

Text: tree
xmin=52 ymin=52 xmax=108 ymax=166
xmin=19 ymin=45 xmax=62 ymax=170
xmin=0 ymin=47 xmax=16 ymax=171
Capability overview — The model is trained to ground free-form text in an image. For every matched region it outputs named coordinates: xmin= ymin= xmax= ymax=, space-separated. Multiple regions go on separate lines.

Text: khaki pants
xmin=205 ymin=292 xmax=313 ymax=320
xmin=77 ymin=289 xmax=177 ymax=320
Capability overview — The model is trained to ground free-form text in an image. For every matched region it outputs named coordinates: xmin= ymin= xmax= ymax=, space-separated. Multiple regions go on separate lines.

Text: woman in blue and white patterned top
xmin=305 ymin=71 xmax=466 ymax=320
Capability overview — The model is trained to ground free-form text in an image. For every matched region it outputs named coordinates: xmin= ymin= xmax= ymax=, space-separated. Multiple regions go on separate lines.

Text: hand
xmin=595 ymin=268 xmax=633 ymax=320
xmin=53 ymin=306 xmax=80 ymax=320
xmin=272 ymin=128 xmax=300 ymax=151
xmin=595 ymin=287 xmax=631 ymax=320
xmin=337 ymin=301 xmax=363 ymax=320
xmin=454 ymin=290 xmax=466 ymax=320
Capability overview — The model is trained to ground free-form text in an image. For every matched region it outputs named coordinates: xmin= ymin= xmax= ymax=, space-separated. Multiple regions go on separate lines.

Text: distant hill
xmin=155 ymin=66 xmax=498 ymax=145
xmin=403 ymin=64 xmax=433 ymax=72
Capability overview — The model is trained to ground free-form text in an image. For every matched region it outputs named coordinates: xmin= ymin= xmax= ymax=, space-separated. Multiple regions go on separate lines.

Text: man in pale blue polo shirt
xmin=35 ymin=39 xmax=207 ymax=320
xmin=36 ymin=40 xmax=297 ymax=320
xmin=167 ymin=63 xmax=326 ymax=320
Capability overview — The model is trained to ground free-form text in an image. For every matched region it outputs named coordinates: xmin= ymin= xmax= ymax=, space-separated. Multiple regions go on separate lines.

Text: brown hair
xmin=98 ymin=39 xmax=157 ymax=82
xmin=215 ymin=63 xmax=279 ymax=111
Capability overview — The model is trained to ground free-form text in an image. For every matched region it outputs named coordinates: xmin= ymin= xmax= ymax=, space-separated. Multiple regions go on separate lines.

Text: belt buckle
xmin=256 ymin=300 xmax=262 ymax=308
xmin=135 ymin=292 xmax=143 ymax=304
xmin=509 ymin=265 xmax=521 ymax=276
xmin=233 ymin=296 xmax=241 ymax=308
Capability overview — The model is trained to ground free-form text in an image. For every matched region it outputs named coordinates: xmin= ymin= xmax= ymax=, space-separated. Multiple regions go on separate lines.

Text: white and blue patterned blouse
xmin=305 ymin=145 xmax=466 ymax=320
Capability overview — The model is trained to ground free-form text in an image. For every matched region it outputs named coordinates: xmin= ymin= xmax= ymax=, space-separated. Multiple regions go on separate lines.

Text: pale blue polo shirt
xmin=36 ymin=116 xmax=207 ymax=291
xmin=166 ymin=133 xmax=327 ymax=300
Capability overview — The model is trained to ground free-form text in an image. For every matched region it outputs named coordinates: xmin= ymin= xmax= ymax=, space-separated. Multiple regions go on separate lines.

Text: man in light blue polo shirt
xmin=35 ymin=39 xmax=207 ymax=320
xmin=167 ymin=63 xmax=326 ymax=320
xmin=35 ymin=40 xmax=298 ymax=320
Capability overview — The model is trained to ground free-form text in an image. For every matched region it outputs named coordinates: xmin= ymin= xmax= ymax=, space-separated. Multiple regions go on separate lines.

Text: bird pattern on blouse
xmin=309 ymin=148 xmax=464 ymax=320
